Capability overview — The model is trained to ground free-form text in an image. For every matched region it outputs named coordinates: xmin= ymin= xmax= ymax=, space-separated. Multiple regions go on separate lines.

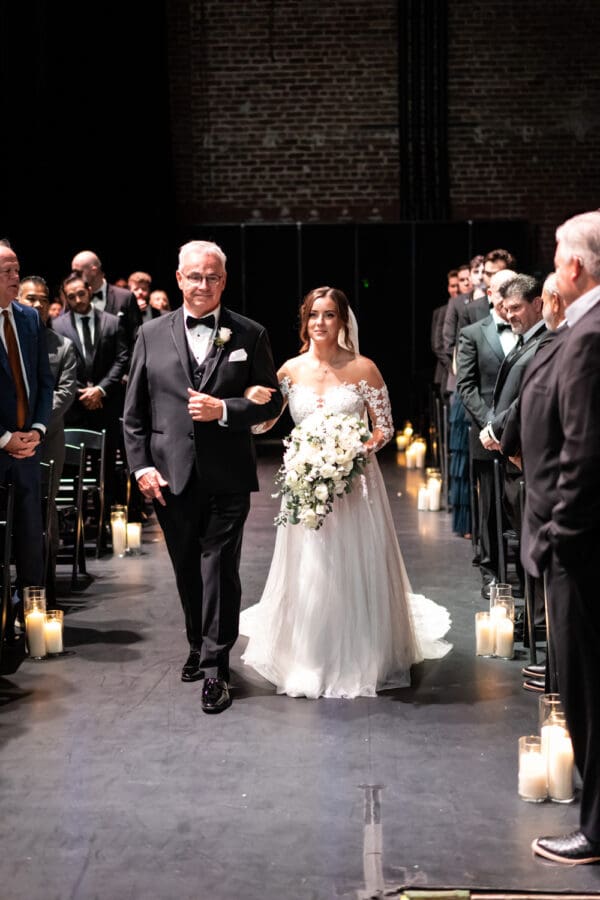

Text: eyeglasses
xmin=180 ymin=272 xmax=223 ymax=287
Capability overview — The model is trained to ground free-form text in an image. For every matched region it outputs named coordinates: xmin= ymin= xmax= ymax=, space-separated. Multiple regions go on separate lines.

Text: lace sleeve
xmin=251 ymin=377 xmax=290 ymax=435
xmin=358 ymin=380 xmax=394 ymax=447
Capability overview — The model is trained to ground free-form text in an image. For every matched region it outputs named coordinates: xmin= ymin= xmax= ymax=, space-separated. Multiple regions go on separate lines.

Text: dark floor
xmin=2 ymin=448 xmax=600 ymax=899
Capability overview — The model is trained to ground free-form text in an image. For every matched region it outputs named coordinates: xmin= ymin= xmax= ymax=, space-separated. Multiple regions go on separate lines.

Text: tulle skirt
xmin=240 ymin=456 xmax=451 ymax=699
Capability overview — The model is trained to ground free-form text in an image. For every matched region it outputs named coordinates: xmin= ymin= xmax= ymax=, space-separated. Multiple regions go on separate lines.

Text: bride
xmin=239 ymin=286 xmax=451 ymax=699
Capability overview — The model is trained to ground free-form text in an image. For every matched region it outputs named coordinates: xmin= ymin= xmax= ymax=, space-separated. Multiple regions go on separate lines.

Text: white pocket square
xmin=229 ymin=348 xmax=247 ymax=362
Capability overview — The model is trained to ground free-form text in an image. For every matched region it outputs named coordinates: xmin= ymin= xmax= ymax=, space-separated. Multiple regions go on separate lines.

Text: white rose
xmin=300 ymin=509 xmax=319 ymax=529
xmin=320 ymin=464 xmax=336 ymax=479
xmin=316 ymin=504 xmax=327 ymax=515
xmin=285 ymin=471 xmax=299 ymax=486
xmin=334 ymin=481 xmax=346 ymax=495
xmin=314 ymin=483 xmax=329 ymax=502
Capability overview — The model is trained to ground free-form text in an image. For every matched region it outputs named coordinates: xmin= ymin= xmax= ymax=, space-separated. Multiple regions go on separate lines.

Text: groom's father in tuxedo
xmin=526 ymin=211 xmax=600 ymax=865
xmin=123 ymin=240 xmax=282 ymax=714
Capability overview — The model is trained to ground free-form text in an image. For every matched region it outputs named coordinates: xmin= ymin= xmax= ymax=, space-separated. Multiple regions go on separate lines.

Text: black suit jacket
xmin=431 ymin=303 xmax=449 ymax=390
xmin=456 ymin=315 xmax=505 ymax=461
xmin=52 ymin=308 xmax=129 ymax=424
xmin=488 ymin=322 xmax=547 ymax=440
xmin=462 ymin=296 xmax=490 ymax=328
xmin=123 ymin=306 xmax=283 ymax=496
xmin=101 ymin=284 xmax=142 ymax=350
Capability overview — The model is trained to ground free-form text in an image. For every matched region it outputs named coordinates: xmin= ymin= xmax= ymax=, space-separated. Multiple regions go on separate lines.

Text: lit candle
xmin=111 ymin=518 xmax=127 ymax=557
xmin=26 ymin=609 xmax=46 ymax=658
xmin=126 ymin=522 xmax=142 ymax=551
xmin=44 ymin=619 xmax=63 ymax=654
xmin=395 ymin=434 xmax=409 ymax=450
xmin=518 ymin=748 xmax=547 ymax=801
xmin=417 ymin=486 xmax=430 ymax=510
xmin=427 ymin=477 xmax=442 ymax=511
xmin=494 ymin=617 xmax=514 ymax=658
xmin=475 ymin=612 xmax=494 ymax=656
xmin=412 ymin=442 xmax=426 ymax=468
xmin=541 ymin=721 xmax=567 ymax=766
xmin=405 ymin=445 xmax=416 ymax=468
xmin=548 ymin=732 xmax=574 ymax=802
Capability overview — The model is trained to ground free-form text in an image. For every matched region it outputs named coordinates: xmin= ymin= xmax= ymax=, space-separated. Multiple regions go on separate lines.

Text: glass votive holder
xmin=547 ymin=726 xmax=575 ymax=804
xmin=44 ymin=609 xmax=64 ymax=655
xmin=23 ymin=585 xmax=47 ymax=616
xmin=475 ymin=611 xmax=495 ymax=656
xmin=539 ymin=692 xmax=563 ymax=732
xmin=518 ymin=735 xmax=547 ymax=802
xmin=489 ymin=582 xmax=511 ymax=610
xmin=24 ymin=587 xmax=47 ymax=659
xmin=126 ymin=522 xmax=142 ymax=554
xmin=490 ymin=596 xmax=515 ymax=659
xmin=110 ymin=504 xmax=128 ymax=557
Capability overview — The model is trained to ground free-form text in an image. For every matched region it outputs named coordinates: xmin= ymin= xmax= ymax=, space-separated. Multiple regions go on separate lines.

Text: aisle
xmin=1 ymin=448 xmax=599 ymax=899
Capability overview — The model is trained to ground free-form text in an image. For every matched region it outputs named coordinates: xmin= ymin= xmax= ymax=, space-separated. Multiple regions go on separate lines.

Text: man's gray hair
xmin=499 ymin=273 xmax=540 ymax=303
xmin=543 ymin=271 xmax=559 ymax=296
xmin=556 ymin=210 xmax=600 ymax=281
xmin=178 ymin=240 xmax=227 ymax=270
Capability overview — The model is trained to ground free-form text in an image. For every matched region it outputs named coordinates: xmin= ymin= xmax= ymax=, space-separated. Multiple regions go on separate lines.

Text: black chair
xmin=64 ymin=428 xmax=106 ymax=558
xmin=55 ymin=442 xmax=88 ymax=590
xmin=0 ymin=483 xmax=25 ymax=675
xmin=40 ymin=459 xmax=57 ymax=604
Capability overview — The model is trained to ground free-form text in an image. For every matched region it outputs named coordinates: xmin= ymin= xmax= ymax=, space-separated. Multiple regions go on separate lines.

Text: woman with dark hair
xmin=239 ymin=287 xmax=451 ymax=699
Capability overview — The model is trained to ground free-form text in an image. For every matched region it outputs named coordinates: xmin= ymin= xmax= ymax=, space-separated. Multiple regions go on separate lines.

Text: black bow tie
xmin=92 ymin=291 xmax=103 ymax=300
xmin=497 ymin=322 xmax=512 ymax=333
xmin=186 ymin=313 xmax=215 ymax=330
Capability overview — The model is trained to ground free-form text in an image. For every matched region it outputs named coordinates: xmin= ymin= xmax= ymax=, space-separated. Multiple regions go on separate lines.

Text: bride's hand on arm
xmin=364 ymin=427 xmax=385 ymax=455
xmin=244 ymin=385 xmax=275 ymax=404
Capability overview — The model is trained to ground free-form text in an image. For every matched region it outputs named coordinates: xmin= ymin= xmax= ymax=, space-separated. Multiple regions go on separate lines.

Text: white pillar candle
xmin=44 ymin=619 xmax=63 ymax=654
xmin=541 ymin=722 xmax=567 ymax=766
xmin=417 ymin=486 xmax=430 ymax=510
xmin=111 ymin=519 xmax=127 ymax=556
xmin=494 ymin=617 xmax=514 ymax=658
xmin=518 ymin=750 xmax=548 ymax=801
xmin=427 ymin=479 xmax=441 ymax=511
xmin=475 ymin=613 xmax=495 ymax=656
xmin=126 ymin=522 xmax=142 ymax=550
xmin=413 ymin=443 xmax=426 ymax=468
xmin=548 ymin=732 xmax=574 ymax=802
xmin=395 ymin=434 xmax=409 ymax=450
xmin=405 ymin=446 xmax=416 ymax=468
xmin=26 ymin=609 xmax=46 ymax=658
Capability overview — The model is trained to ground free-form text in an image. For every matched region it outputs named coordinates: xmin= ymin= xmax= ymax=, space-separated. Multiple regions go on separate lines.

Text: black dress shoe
xmin=201 ymin=677 xmax=231 ymax=714
xmin=523 ymin=677 xmax=546 ymax=693
xmin=181 ymin=650 xmax=204 ymax=682
xmin=532 ymin=830 xmax=600 ymax=865
xmin=522 ymin=663 xmax=546 ymax=678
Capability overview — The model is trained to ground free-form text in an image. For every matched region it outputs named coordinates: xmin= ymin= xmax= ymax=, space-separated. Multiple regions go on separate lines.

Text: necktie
xmin=81 ymin=316 xmax=94 ymax=364
xmin=496 ymin=323 xmax=511 ymax=332
xmin=2 ymin=309 xmax=28 ymax=429
xmin=186 ymin=313 xmax=215 ymax=330
xmin=515 ymin=334 xmax=524 ymax=349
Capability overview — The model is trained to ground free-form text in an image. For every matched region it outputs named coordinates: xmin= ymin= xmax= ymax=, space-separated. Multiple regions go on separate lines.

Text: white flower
xmin=314 ymin=483 xmax=329 ymax=502
xmin=299 ymin=509 xmax=319 ymax=529
xmin=214 ymin=327 xmax=232 ymax=347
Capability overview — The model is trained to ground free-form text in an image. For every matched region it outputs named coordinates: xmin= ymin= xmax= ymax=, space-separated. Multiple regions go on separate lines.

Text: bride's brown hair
xmin=299 ymin=287 xmax=355 ymax=353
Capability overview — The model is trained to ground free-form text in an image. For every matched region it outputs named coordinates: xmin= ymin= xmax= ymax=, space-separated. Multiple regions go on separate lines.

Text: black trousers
xmin=0 ymin=451 xmax=44 ymax=606
xmin=472 ymin=458 xmax=498 ymax=583
xmin=155 ymin=471 xmax=250 ymax=680
xmin=547 ymin=552 xmax=600 ymax=841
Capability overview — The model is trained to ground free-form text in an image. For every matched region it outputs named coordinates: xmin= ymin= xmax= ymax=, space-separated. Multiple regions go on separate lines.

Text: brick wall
xmin=166 ymin=0 xmax=600 ymax=265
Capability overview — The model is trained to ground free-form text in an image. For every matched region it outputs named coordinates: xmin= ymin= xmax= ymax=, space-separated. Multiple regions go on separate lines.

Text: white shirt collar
xmin=565 ymin=283 xmax=600 ymax=328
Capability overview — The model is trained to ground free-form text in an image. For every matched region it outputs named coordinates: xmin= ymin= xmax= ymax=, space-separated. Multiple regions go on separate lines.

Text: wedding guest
xmin=462 ymin=248 xmax=516 ymax=327
xmin=431 ymin=269 xmax=459 ymax=395
xmin=71 ymin=250 xmax=142 ymax=353
xmin=516 ymin=210 xmax=600 ymax=865
xmin=128 ymin=271 xmax=159 ymax=323
xmin=48 ymin=298 xmax=64 ymax=320
xmin=149 ymin=289 xmax=171 ymax=314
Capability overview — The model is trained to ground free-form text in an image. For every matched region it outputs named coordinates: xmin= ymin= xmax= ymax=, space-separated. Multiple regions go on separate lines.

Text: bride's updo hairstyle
xmin=299 ymin=287 xmax=355 ymax=354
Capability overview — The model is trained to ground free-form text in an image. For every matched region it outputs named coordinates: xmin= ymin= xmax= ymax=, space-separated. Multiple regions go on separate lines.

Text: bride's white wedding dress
xmin=240 ymin=377 xmax=451 ymax=698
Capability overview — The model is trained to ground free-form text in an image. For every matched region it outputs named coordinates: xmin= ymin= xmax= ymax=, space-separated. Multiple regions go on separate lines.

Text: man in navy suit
xmin=124 ymin=240 xmax=282 ymax=714
xmin=0 ymin=242 xmax=54 ymax=627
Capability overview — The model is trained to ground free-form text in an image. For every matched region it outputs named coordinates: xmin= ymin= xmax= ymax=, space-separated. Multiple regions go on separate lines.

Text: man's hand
xmin=479 ymin=425 xmax=501 ymax=452
xmin=4 ymin=431 xmax=40 ymax=459
xmin=79 ymin=386 xmax=103 ymax=410
xmin=509 ymin=453 xmax=523 ymax=471
xmin=137 ymin=468 xmax=169 ymax=506
xmin=187 ymin=388 xmax=224 ymax=422
xmin=244 ymin=385 xmax=275 ymax=405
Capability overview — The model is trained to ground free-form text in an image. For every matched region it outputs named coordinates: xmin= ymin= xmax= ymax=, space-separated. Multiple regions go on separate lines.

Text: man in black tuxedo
xmin=53 ymin=273 xmax=129 ymax=531
xmin=461 ymin=248 xmax=516 ymax=329
xmin=430 ymin=268 xmax=459 ymax=395
xmin=456 ymin=268 xmax=517 ymax=596
xmin=123 ymin=240 xmax=282 ymax=714
xmin=0 ymin=244 xmax=54 ymax=631
xmin=519 ymin=211 xmax=600 ymax=866
xmin=71 ymin=250 xmax=142 ymax=353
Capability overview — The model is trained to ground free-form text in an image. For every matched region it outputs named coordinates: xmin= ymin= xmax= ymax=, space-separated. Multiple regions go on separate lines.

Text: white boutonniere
xmin=214 ymin=327 xmax=232 ymax=348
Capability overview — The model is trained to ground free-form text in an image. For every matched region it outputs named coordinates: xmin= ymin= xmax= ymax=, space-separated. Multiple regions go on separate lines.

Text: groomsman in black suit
xmin=71 ymin=250 xmax=142 ymax=353
xmin=0 ymin=244 xmax=54 ymax=629
xmin=461 ymin=248 xmax=516 ymax=328
xmin=430 ymin=269 xmax=458 ymax=395
xmin=520 ymin=211 xmax=600 ymax=866
xmin=456 ymin=268 xmax=517 ymax=597
xmin=123 ymin=240 xmax=282 ymax=714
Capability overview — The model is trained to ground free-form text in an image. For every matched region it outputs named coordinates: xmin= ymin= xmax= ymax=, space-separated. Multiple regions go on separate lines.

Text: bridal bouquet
xmin=274 ymin=412 xmax=370 ymax=530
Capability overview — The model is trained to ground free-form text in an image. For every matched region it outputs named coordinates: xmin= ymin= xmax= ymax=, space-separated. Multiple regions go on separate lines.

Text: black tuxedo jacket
xmin=456 ymin=315 xmax=505 ymax=461
xmin=516 ymin=303 xmax=600 ymax=576
xmin=431 ymin=303 xmax=449 ymax=389
xmin=102 ymin=284 xmax=142 ymax=349
xmin=488 ymin=322 xmax=547 ymax=440
xmin=0 ymin=301 xmax=54 ymax=438
xmin=123 ymin=305 xmax=283 ymax=496
xmin=52 ymin=308 xmax=129 ymax=422
xmin=462 ymin=296 xmax=490 ymax=328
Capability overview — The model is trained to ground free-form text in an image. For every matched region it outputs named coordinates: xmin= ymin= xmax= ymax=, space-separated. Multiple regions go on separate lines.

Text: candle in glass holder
xmin=412 ymin=440 xmax=426 ymax=468
xmin=405 ymin=444 xmax=416 ymax=468
xmin=26 ymin=608 xmax=46 ymax=658
xmin=518 ymin=735 xmax=547 ymax=802
xmin=494 ymin=616 xmax=514 ymax=659
xmin=417 ymin=486 xmax=430 ymax=510
xmin=427 ymin=476 xmax=442 ymax=511
xmin=126 ymin=522 xmax=142 ymax=552
xmin=110 ymin=505 xmax=128 ymax=557
xmin=395 ymin=433 xmax=409 ymax=451
xmin=475 ymin=611 xmax=494 ymax=656
xmin=548 ymin=730 xmax=574 ymax=803
xmin=44 ymin=610 xmax=64 ymax=654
